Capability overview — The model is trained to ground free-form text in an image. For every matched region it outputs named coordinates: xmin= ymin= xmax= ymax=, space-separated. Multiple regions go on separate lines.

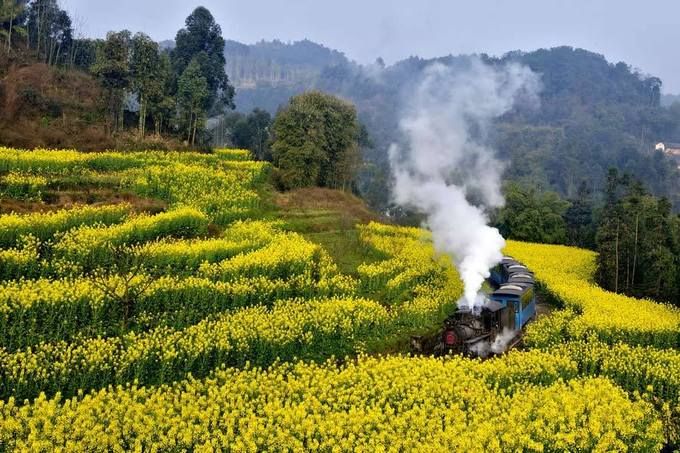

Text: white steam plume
xmin=469 ymin=328 xmax=518 ymax=357
xmin=389 ymin=58 xmax=539 ymax=310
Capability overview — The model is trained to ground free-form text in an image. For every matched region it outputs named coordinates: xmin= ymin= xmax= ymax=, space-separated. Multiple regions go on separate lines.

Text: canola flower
xmin=51 ymin=208 xmax=210 ymax=272
xmin=214 ymin=148 xmax=252 ymax=161
xmin=0 ymin=235 xmax=40 ymax=280
xmin=0 ymin=221 xmax=357 ymax=350
xmin=1 ymin=147 xmax=676 ymax=449
xmin=198 ymin=233 xmax=329 ymax=282
xmin=0 ymin=172 xmax=47 ymax=201
xmin=505 ymin=240 xmax=680 ymax=348
xmin=0 ymin=296 xmax=392 ymax=401
xmin=126 ymin=162 xmax=267 ymax=224
xmin=0 ymin=272 xmax=358 ymax=352
xmin=0 ymin=203 xmax=130 ymax=248
xmin=0 ymin=147 xmax=148 ymax=174
xmin=9 ymin=218 xmax=283 ymax=279
xmin=357 ymin=222 xmax=456 ymax=303
xmin=0 ymin=354 xmax=664 ymax=452
xmin=0 ymin=218 xmax=458 ymax=401
xmin=0 ymin=147 xmax=232 ymax=175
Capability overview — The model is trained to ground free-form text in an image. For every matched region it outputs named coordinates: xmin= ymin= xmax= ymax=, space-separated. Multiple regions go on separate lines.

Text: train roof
xmin=508 ymin=273 xmax=535 ymax=284
xmin=483 ymin=299 xmax=505 ymax=312
xmin=492 ymin=283 xmax=532 ymax=297
xmin=505 ymin=265 xmax=533 ymax=276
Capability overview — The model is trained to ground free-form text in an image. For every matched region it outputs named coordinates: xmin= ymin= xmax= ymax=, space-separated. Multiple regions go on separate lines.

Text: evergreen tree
xmin=171 ymin=7 xmax=234 ymax=111
xmin=177 ymin=58 xmax=209 ymax=145
xmin=231 ymin=108 xmax=272 ymax=161
xmin=565 ymin=181 xmax=596 ymax=248
xmin=596 ymin=169 xmax=680 ymax=303
xmin=92 ymin=30 xmax=131 ymax=135
xmin=25 ymin=0 xmax=71 ymax=64
xmin=130 ymin=33 xmax=162 ymax=137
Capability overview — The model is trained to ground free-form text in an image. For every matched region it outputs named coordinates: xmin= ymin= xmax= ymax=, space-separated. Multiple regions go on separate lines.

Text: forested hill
xmin=227 ymin=41 xmax=680 ymax=210
xmin=663 ymin=93 xmax=680 ymax=107
xmin=224 ymin=39 xmax=349 ymax=111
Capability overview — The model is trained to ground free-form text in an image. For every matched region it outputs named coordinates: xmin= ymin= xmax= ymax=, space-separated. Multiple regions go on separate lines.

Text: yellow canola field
xmin=2 ymin=147 xmax=679 ymax=449
xmin=505 ymin=240 xmax=680 ymax=347
xmin=0 ymin=354 xmax=663 ymax=452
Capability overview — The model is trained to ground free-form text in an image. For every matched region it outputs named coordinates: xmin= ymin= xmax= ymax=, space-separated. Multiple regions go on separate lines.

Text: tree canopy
xmin=596 ymin=170 xmax=680 ymax=303
xmin=495 ymin=182 xmax=571 ymax=244
xmin=172 ymin=6 xmax=234 ymax=112
xmin=271 ymin=91 xmax=360 ymax=191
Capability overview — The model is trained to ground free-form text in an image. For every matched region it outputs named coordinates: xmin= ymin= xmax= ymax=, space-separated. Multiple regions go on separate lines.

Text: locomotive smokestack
xmin=389 ymin=58 xmax=540 ymax=310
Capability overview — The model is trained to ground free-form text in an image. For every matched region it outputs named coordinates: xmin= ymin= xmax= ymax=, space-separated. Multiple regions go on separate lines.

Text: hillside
xmin=0 ymin=63 xmax=184 ymax=151
xmin=0 ymin=147 xmax=679 ymax=448
xmin=663 ymin=93 xmax=680 ymax=107
xmin=0 ymin=63 xmax=108 ymax=149
xmin=226 ymin=42 xmax=680 ymax=210
xmin=224 ymin=39 xmax=350 ymax=113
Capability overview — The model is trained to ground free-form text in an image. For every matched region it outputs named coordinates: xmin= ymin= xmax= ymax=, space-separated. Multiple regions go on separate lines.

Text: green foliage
xmin=271 ymin=91 xmax=361 ymax=191
xmin=177 ymin=58 xmax=209 ymax=145
xmin=130 ymin=33 xmax=165 ymax=137
xmin=92 ymin=30 xmax=131 ymax=134
xmin=495 ymin=182 xmax=571 ymax=244
xmin=229 ymin=108 xmax=272 ymax=161
xmin=0 ymin=0 xmax=27 ymax=54
xmin=25 ymin=0 xmax=71 ymax=65
xmin=564 ymin=181 xmax=597 ymax=249
xmin=171 ymin=6 xmax=234 ymax=111
xmin=0 ymin=203 xmax=130 ymax=248
xmin=233 ymin=45 xmax=680 ymax=211
xmin=596 ymin=169 xmax=680 ymax=303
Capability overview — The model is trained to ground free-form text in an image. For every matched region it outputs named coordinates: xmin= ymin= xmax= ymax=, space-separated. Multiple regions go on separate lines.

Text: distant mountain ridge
xmin=220 ymin=39 xmax=680 ymax=210
xmin=662 ymin=93 xmax=680 ymax=107
xmin=224 ymin=39 xmax=348 ymax=90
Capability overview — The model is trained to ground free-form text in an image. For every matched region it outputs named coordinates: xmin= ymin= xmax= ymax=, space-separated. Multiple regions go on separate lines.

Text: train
xmin=412 ymin=256 xmax=537 ymax=357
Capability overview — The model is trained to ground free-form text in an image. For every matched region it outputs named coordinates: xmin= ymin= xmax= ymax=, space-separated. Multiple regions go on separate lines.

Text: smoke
xmin=389 ymin=58 xmax=539 ymax=310
xmin=469 ymin=328 xmax=518 ymax=357
xmin=490 ymin=328 xmax=517 ymax=354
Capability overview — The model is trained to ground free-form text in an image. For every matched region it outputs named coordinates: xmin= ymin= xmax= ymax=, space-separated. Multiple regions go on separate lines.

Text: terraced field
xmin=0 ymin=147 xmax=678 ymax=451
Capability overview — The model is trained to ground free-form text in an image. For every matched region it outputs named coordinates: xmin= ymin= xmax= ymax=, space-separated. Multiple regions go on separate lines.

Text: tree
xmin=231 ymin=108 xmax=272 ymax=161
xmin=177 ymin=58 xmax=209 ymax=145
xmin=130 ymin=33 xmax=162 ymax=137
xmin=171 ymin=6 xmax=234 ymax=111
xmin=26 ymin=0 xmax=71 ymax=64
xmin=92 ymin=30 xmax=131 ymax=135
xmin=596 ymin=170 xmax=680 ymax=303
xmin=271 ymin=91 xmax=361 ymax=190
xmin=596 ymin=169 xmax=627 ymax=293
xmin=146 ymin=52 xmax=175 ymax=136
xmin=69 ymin=37 xmax=98 ymax=70
xmin=0 ymin=0 xmax=27 ymax=53
xmin=565 ymin=181 xmax=596 ymax=248
xmin=495 ymin=182 xmax=571 ymax=244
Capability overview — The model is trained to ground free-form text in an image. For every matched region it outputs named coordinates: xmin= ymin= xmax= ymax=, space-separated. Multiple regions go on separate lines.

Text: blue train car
xmin=488 ymin=283 xmax=536 ymax=331
xmin=489 ymin=256 xmax=517 ymax=286
xmin=489 ymin=256 xmax=536 ymax=330
xmin=436 ymin=256 xmax=537 ymax=356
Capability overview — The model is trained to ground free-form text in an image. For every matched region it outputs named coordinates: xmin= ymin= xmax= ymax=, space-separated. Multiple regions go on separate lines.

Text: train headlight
xmin=444 ymin=330 xmax=457 ymax=345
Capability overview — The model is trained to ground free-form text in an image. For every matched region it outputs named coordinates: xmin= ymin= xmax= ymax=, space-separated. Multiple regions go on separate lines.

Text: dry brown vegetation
xmin=0 ymin=189 xmax=166 ymax=215
xmin=0 ymin=63 xmax=183 ymax=151
xmin=0 ymin=63 xmax=109 ymax=149
xmin=275 ymin=187 xmax=381 ymax=226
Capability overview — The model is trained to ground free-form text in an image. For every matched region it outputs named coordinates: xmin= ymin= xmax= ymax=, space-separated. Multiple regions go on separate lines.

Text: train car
xmin=436 ymin=257 xmax=536 ymax=357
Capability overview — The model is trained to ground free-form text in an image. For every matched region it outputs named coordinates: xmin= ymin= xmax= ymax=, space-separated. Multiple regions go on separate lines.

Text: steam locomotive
xmin=414 ymin=257 xmax=537 ymax=357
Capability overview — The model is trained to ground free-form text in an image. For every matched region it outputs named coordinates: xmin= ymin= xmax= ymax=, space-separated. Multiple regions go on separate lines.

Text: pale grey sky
xmin=62 ymin=0 xmax=680 ymax=93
